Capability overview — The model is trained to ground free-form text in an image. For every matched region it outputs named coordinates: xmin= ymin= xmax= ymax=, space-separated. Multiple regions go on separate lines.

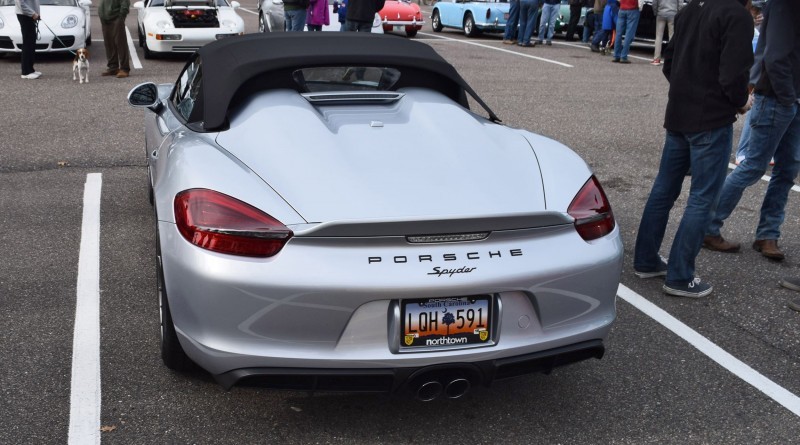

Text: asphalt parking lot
xmin=1 ymin=3 xmax=799 ymax=444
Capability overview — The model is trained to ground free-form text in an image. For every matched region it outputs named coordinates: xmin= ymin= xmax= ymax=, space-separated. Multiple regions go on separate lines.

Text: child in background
xmin=333 ymin=0 xmax=348 ymax=31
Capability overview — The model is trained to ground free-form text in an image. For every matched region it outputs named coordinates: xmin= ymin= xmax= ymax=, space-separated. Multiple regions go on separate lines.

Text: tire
xmin=138 ymin=27 xmax=144 ymax=47
xmin=406 ymin=28 xmax=418 ymax=38
xmin=463 ymin=12 xmax=478 ymax=37
xmin=258 ymin=10 xmax=269 ymax=32
xmin=143 ymin=39 xmax=154 ymax=59
xmin=85 ymin=29 xmax=92 ymax=46
xmin=156 ymin=233 xmax=194 ymax=372
xmin=431 ymin=10 xmax=443 ymax=32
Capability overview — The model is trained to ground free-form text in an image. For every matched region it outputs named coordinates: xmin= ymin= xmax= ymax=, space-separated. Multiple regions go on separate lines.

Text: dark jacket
xmin=345 ymin=0 xmax=385 ymax=22
xmin=752 ymin=0 xmax=800 ymax=106
xmin=98 ymin=0 xmax=129 ymax=22
xmin=662 ymin=0 xmax=753 ymax=133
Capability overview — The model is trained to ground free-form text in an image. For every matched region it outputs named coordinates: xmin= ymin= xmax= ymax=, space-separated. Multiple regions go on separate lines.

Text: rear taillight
xmin=174 ymin=189 xmax=293 ymax=257
xmin=567 ymin=176 xmax=615 ymax=241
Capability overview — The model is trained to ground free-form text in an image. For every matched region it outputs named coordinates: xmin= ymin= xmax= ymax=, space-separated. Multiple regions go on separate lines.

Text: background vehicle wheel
xmin=143 ymin=40 xmax=154 ymax=59
xmin=463 ymin=13 xmax=478 ymax=37
xmin=431 ymin=10 xmax=442 ymax=32
xmin=258 ymin=11 xmax=270 ymax=32
xmin=405 ymin=26 xmax=418 ymax=37
xmin=138 ymin=27 xmax=144 ymax=47
xmin=85 ymin=29 xmax=91 ymax=46
xmin=157 ymin=236 xmax=194 ymax=372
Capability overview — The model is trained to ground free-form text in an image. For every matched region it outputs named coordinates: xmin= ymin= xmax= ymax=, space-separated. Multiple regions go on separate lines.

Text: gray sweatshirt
xmin=651 ymin=0 xmax=681 ymax=19
xmin=15 ymin=0 xmax=40 ymax=17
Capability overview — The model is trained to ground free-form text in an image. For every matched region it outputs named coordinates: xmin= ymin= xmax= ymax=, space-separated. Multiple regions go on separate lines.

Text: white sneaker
xmin=21 ymin=72 xmax=41 ymax=79
xmin=33 ymin=71 xmax=42 ymax=76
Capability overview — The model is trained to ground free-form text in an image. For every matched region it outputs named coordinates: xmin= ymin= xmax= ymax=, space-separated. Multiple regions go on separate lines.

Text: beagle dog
xmin=72 ymin=48 xmax=90 ymax=84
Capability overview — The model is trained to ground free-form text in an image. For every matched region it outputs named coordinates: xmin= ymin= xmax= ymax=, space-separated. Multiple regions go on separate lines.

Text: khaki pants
xmin=101 ymin=17 xmax=130 ymax=73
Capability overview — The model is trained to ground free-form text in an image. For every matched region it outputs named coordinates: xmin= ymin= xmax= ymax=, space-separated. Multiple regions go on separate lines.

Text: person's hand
xmin=32 ymin=13 xmax=40 ymax=20
xmin=738 ymin=93 xmax=754 ymax=115
xmin=754 ymin=12 xmax=763 ymax=27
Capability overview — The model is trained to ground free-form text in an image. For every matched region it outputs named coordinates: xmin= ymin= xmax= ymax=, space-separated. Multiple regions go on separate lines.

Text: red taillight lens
xmin=174 ymin=189 xmax=293 ymax=257
xmin=486 ymin=9 xmax=491 ymax=19
xmin=567 ymin=176 xmax=616 ymax=241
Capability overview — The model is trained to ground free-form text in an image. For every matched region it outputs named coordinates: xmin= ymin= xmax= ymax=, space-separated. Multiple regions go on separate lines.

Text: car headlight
xmin=220 ymin=19 xmax=236 ymax=28
xmin=0 ymin=16 xmax=5 ymax=29
xmin=61 ymin=14 xmax=79 ymax=28
xmin=156 ymin=20 xmax=171 ymax=29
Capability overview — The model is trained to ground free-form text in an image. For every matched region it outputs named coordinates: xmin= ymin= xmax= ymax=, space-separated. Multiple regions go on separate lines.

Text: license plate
xmin=401 ymin=296 xmax=491 ymax=348
xmin=394 ymin=25 xmax=404 ymax=31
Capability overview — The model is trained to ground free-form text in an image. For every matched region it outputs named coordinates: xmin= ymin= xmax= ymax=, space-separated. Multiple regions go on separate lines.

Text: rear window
xmin=292 ymin=67 xmax=401 ymax=93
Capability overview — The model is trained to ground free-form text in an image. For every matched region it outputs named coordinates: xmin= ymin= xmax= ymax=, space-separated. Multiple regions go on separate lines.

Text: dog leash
xmin=38 ymin=19 xmax=77 ymax=56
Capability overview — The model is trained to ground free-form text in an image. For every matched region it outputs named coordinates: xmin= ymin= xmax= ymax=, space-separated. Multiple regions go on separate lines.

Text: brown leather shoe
xmin=116 ymin=71 xmax=129 ymax=78
xmin=752 ymin=239 xmax=785 ymax=260
xmin=101 ymin=70 xmax=118 ymax=76
xmin=702 ymin=235 xmax=741 ymax=252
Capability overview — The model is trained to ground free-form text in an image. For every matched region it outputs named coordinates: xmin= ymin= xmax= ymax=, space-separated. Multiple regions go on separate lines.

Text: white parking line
xmin=727 ymin=162 xmax=800 ymax=192
xmin=617 ymin=284 xmax=800 ymax=417
xmin=126 ymin=27 xmax=143 ymax=70
xmin=68 ymin=173 xmax=103 ymax=445
xmin=238 ymin=6 xmax=258 ymax=15
xmin=418 ymin=32 xmax=573 ymax=68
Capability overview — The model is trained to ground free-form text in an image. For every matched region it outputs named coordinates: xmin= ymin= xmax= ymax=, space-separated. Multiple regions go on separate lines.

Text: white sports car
xmin=134 ymin=0 xmax=244 ymax=59
xmin=0 ymin=0 xmax=91 ymax=55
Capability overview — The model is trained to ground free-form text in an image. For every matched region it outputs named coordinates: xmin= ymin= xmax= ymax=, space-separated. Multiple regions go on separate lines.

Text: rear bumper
xmin=215 ymin=339 xmax=605 ymax=392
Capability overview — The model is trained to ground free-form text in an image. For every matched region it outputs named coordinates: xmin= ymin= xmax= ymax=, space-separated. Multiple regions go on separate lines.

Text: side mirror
xmin=231 ymin=1 xmax=240 ymax=7
xmin=79 ymin=0 xmax=92 ymax=6
xmin=128 ymin=82 xmax=162 ymax=112
xmin=133 ymin=1 xmax=144 ymax=8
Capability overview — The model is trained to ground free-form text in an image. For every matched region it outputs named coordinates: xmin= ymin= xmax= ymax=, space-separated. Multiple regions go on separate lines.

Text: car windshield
xmin=292 ymin=67 xmax=401 ymax=93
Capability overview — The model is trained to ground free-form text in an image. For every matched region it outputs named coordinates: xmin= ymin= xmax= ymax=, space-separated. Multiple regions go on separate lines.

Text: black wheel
xmin=85 ymin=30 xmax=92 ymax=46
xmin=406 ymin=27 xmax=418 ymax=38
xmin=156 ymin=233 xmax=194 ymax=371
xmin=143 ymin=40 xmax=154 ymax=59
xmin=431 ymin=10 xmax=442 ymax=32
xmin=463 ymin=12 xmax=478 ymax=37
xmin=258 ymin=10 xmax=269 ymax=32
xmin=138 ymin=27 xmax=144 ymax=47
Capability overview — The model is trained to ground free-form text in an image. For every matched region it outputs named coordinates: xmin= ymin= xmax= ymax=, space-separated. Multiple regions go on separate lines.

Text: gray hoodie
xmin=15 ymin=0 xmax=40 ymax=17
xmin=651 ymin=0 xmax=681 ymax=19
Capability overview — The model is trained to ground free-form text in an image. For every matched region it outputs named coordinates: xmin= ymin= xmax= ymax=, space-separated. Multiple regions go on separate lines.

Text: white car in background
xmin=0 ymin=0 xmax=91 ymax=55
xmin=134 ymin=0 xmax=244 ymax=59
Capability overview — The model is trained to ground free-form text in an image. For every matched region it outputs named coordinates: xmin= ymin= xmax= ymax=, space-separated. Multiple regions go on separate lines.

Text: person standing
xmin=590 ymin=0 xmax=616 ymax=53
xmin=633 ymin=0 xmax=753 ymax=298
xmin=15 ymin=0 xmax=40 ymax=79
xmin=306 ymin=0 xmax=329 ymax=31
xmin=99 ymin=0 xmax=131 ymax=78
xmin=502 ymin=0 xmax=520 ymax=44
xmin=565 ymin=0 xmax=583 ymax=41
xmin=537 ymin=0 xmax=561 ymax=46
xmin=650 ymin=0 xmax=680 ymax=66
xmin=611 ymin=0 xmax=641 ymax=63
xmin=344 ymin=0 xmax=384 ymax=31
xmin=703 ymin=0 xmax=800 ymax=261
xmin=517 ymin=0 xmax=540 ymax=47
xmin=284 ymin=0 xmax=309 ymax=31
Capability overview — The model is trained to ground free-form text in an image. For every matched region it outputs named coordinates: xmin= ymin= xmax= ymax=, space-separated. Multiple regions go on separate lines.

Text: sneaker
xmin=519 ymin=42 xmax=534 ymax=47
xmin=702 ymin=235 xmax=741 ymax=253
xmin=502 ymin=39 xmax=515 ymax=45
xmin=21 ymin=72 xmax=41 ymax=79
xmin=619 ymin=58 xmax=631 ymax=64
xmin=634 ymin=256 xmax=668 ymax=279
xmin=612 ymin=58 xmax=620 ymax=63
xmin=536 ymin=40 xmax=543 ymax=45
xmin=779 ymin=277 xmax=800 ymax=292
xmin=101 ymin=70 xmax=118 ymax=77
xmin=651 ymin=58 xmax=660 ymax=65
xmin=545 ymin=41 xmax=552 ymax=46
xmin=663 ymin=277 xmax=713 ymax=298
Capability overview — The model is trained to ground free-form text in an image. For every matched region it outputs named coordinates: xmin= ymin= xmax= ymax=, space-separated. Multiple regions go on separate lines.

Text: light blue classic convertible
xmin=431 ymin=0 xmax=511 ymax=37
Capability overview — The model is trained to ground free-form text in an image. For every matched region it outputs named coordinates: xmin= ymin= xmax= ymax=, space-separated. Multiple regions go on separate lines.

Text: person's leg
xmin=101 ymin=20 xmax=119 ymax=73
xmin=706 ymin=95 xmax=787 ymax=237
xmin=518 ymin=0 xmax=530 ymax=43
xmin=612 ymin=10 xmax=628 ymax=59
xmin=755 ymin=103 xmax=800 ymax=241
xmin=17 ymin=14 xmax=36 ymax=75
xmin=356 ymin=21 xmax=372 ymax=32
xmin=523 ymin=0 xmax=539 ymax=44
xmin=634 ymin=131 xmax=692 ymax=273
xmin=619 ymin=9 xmax=639 ymax=60
xmin=504 ymin=0 xmax=520 ymax=41
xmin=113 ymin=18 xmax=130 ymax=73
xmin=666 ymin=125 xmax=732 ymax=285
xmin=653 ymin=16 xmax=665 ymax=61
xmin=735 ymin=110 xmax=753 ymax=163
xmin=566 ymin=4 xmax=581 ymax=40
xmin=545 ymin=4 xmax=559 ymax=42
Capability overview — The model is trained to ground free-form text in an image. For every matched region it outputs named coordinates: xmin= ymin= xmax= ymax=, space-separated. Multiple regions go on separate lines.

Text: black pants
xmin=17 ymin=14 xmax=36 ymax=75
xmin=565 ymin=4 xmax=582 ymax=41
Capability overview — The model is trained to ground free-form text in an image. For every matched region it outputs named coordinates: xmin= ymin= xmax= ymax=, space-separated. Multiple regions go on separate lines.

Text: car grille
xmin=52 ymin=36 xmax=76 ymax=49
xmin=0 ymin=37 xmax=13 ymax=49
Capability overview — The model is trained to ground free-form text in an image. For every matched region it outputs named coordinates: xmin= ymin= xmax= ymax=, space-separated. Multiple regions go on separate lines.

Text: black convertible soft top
xmin=191 ymin=33 xmax=499 ymax=131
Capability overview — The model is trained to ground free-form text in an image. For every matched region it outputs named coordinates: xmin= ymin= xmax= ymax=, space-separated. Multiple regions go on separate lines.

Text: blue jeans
xmin=285 ymin=9 xmax=307 ymax=31
xmin=538 ymin=3 xmax=559 ymax=43
xmin=634 ymin=125 xmax=732 ymax=285
xmin=518 ymin=0 xmax=539 ymax=44
xmin=504 ymin=0 xmax=520 ymax=41
xmin=734 ymin=109 xmax=753 ymax=162
xmin=613 ymin=8 xmax=640 ymax=60
xmin=706 ymin=95 xmax=800 ymax=240
xmin=582 ymin=11 xmax=595 ymax=42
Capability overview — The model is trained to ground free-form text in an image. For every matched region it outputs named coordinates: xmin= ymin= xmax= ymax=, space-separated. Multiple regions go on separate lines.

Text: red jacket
xmin=619 ymin=0 xmax=638 ymax=10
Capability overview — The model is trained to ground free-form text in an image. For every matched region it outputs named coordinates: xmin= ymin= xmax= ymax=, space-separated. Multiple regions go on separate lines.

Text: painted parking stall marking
xmin=419 ymin=32 xmax=574 ymax=68
xmin=68 ymin=173 xmax=103 ymax=445
xmin=617 ymin=284 xmax=800 ymax=417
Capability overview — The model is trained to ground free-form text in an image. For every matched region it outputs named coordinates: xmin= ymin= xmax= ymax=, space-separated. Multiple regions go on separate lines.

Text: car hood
xmin=216 ymin=88 xmax=546 ymax=223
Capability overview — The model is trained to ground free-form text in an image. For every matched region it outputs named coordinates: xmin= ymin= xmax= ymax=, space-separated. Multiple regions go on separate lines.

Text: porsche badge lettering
xmin=368 ymin=249 xmax=523 ymax=264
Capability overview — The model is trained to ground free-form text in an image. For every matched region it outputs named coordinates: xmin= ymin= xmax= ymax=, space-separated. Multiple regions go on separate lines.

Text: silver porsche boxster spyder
xmin=128 ymin=33 xmax=623 ymax=400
